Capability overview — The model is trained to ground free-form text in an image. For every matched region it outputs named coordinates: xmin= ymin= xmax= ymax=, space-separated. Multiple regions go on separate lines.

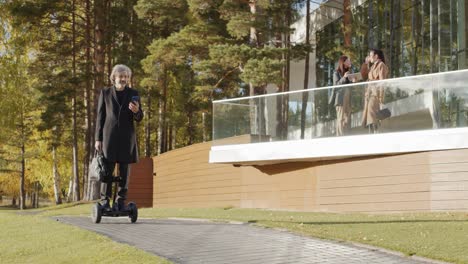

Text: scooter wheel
xmin=91 ymin=202 xmax=102 ymax=224
xmin=128 ymin=202 xmax=138 ymax=223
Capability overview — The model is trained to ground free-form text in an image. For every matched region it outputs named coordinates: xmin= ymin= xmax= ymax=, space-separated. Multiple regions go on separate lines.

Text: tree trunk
xmin=368 ymin=0 xmax=374 ymax=47
xmin=343 ymin=0 xmax=352 ymax=47
xmin=31 ymin=187 xmax=36 ymax=208
xmin=187 ymin=71 xmax=195 ymax=145
xmin=249 ymin=1 xmax=258 ymax=135
xmin=160 ymin=68 xmax=168 ymax=154
xmin=94 ymin=0 xmax=106 ymax=96
xmin=72 ymin=0 xmax=80 ymax=201
xmin=106 ymin=0 xmax=112 ymax=86
xmin=52 ymin=146 xmax=62 ymax=205
xmin=145 ymin=87 xmax=152 ymax=157
xmin=157 ymin=96 xmax=162 ymax=155
xmin=107 ymin=41 xmax=112 ymax=86
xmin=83 ymin=0 xmax=92 ymax=200
xmin=67 ymin=178 xmax=73 ymax=202
xmin=457 ymin=0 xmax=466 ymax=69
xmin=35 ymin=183 xmax=39 ymax=208
xmin=281 ymin=4 xmax=292 ymax=140
xmin=300 ymin=0 xmax=311 ymax=139
xmin=187 ymin=109 xmax=194 ymax=145
xmin=389 ymin=0 xmax=395 ymax=76
xmin=421 ymin=0 xmax=425 ymax=71
xmin=412 ymin=0 xmax=418 ymax=75
xmin=19 ymin=105 xmax=25 ymax=210
xmin=168 ymin=124 xmax=173 ymax=151
xmin=20 ymin=135 xmax=25 ymax=210
xmin=171 ymin=125 xmax=176 ymax=150
xmin=249 ymin=1 xmax=258 ymax=47
xmin=429 ymin=0 xmax=440 ymax=128
xmin=202 ymin=112 xmax=207 ymax=142
xmin=91 ymin=0 xmax=107 ymax=199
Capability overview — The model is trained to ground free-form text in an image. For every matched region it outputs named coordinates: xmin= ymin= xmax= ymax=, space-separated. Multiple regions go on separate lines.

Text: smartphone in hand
xmin=131 ymin=96 xmax=140 ymax=104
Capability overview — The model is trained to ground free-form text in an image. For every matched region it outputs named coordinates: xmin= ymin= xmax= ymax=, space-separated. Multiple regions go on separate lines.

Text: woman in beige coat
xmin=360 ymin=49 xmax=389 ymax=133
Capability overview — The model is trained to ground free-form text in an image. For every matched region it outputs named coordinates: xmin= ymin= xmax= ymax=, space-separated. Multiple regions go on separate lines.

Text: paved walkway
xmin=57 ymin=216 xmax=440 ymax=264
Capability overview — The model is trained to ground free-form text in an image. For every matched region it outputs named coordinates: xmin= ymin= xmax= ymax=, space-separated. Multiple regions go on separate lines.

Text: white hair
xmin=109 ymin=64 xmax=132 ymax=85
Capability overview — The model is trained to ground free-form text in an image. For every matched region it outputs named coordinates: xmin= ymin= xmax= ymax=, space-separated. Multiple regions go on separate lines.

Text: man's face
xmin=115 ymin=72 xmax=129 ymax=89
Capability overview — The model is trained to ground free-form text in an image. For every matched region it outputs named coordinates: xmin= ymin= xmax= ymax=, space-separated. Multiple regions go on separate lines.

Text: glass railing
xmin=212 ymin=69 xmax=468 ymax=146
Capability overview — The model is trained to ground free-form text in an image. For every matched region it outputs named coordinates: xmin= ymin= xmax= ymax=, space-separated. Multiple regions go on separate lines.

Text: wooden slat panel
xmin=431 ymin=181 xmax=468 ymax=191
xmin=318 ymin=165 xmax=432 ymax=181
xmin=156 ymin=178 xmax=241 ymax=192
xmin=319 ymin=182 xmax=431 ymax=197
xmin=156 ymin=186 xmax=241 ymax=197
xmin=127 ymin=157 xmax=153 ymax=208
xmin=319 ymin=174 xmax=430 ymax=189
xmin=429 ymin=149 xmax=468 ymax=163
xmin=431 ymin=200 xmax=468 ymax=210
xmin=430 ymin=163 xmax=468 ymax=173
xmin=155 ymin=193 xmax=241 ymax=203
xmin=431 ymin=191 xmax=468 ymax=200
xmin=319 ymin=192 xmax=430 ymax=205
xmin=155 ymin=200 xmax=241 ymax=208
xmin=431 ymin=172 xmax=468 ymax=182
xmin=156 ymin=168 xmax=239 ymax=182
xmin=152 ymin=139 xmax=468 ymax=212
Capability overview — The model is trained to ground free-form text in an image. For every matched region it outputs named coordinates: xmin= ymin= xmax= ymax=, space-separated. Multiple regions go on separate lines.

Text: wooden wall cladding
xmin=153 ymin=142 xmax=468 ymax=213
xmin=127 ymin=157 xmax=153 ymax=208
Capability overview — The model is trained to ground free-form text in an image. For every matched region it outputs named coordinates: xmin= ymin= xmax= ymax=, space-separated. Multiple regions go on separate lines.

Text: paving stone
xmin=56 ymin=216 xmax=441 ymax=264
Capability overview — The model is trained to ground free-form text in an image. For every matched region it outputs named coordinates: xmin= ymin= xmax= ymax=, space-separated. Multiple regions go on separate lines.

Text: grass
xmin=7 ymin=203 xmax=468 ymax=264
xmin=0 ymin=207 xmax=171 ymax=264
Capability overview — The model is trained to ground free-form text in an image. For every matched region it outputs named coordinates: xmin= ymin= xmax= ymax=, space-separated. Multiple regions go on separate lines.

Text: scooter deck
xmin=102 ymin=209 xmax=131 ymax=217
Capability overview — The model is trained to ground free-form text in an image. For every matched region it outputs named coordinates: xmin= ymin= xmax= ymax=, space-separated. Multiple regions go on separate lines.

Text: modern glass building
xmin=312 ymin=0 xmax=467 ymax=84
xmin=209 ymin=0 xmax=468 ymax=154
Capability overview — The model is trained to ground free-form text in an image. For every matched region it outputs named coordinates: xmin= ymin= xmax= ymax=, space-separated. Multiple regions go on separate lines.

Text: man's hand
xmin=129 ymin=101 xmax=140 ymax=113
xmin=95 ymin=141 xmax=102 ymax=152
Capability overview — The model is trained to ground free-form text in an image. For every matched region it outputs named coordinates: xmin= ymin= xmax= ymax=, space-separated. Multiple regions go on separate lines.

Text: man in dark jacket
xmin=95 ymin=64 xmax=143 ymax=211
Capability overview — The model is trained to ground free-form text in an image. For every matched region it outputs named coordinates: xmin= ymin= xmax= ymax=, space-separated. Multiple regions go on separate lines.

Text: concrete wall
xmin=153 ymin=142 xmax=468 ymax=213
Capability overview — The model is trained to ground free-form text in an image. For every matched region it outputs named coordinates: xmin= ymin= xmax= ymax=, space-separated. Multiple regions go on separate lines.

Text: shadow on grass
xmin=0 ymin=205 xmax=17 ymax=210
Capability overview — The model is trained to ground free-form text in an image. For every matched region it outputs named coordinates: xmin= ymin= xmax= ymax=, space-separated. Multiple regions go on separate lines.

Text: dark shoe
xmin=112 ymin=202 xmax=119 ymax=212
xmin=100 ymin=199 xmax=111 ymax=212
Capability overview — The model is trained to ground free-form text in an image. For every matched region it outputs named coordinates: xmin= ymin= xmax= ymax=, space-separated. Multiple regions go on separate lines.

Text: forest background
xmin=0 ymin=0 xmax=331 ymax=209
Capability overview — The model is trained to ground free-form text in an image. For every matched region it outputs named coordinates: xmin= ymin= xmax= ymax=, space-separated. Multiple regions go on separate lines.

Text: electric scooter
xmin=91 ymin=176 xmax=138 ymax=224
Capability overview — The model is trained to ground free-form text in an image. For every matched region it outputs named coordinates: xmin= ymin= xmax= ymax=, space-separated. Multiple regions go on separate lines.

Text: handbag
xmin=376 ymin=104 xmax=391 ymax=120
xmin=90 ymin=151 xmax=110 ymax=182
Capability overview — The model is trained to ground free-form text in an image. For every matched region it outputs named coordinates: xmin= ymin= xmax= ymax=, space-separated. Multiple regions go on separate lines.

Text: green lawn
xmin=0 ymin=206 xmax=171 ymax=264
xmin=6 ymin=203 xmax=468 ymax=264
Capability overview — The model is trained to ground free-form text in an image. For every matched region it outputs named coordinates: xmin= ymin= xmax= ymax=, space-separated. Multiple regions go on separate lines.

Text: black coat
xmin=95 ymin=86 xmax=143 ymax=163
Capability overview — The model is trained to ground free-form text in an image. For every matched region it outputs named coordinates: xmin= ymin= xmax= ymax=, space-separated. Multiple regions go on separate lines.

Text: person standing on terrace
xmin=360 ymin=49 xmax=389 ymax=133
xmin=330 ymin=55 xmax=354 ymax=136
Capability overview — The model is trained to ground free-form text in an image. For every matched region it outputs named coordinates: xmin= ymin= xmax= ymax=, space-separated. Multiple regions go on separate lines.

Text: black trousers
xmin=100 ymin=162 xmax=131 ymax=201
